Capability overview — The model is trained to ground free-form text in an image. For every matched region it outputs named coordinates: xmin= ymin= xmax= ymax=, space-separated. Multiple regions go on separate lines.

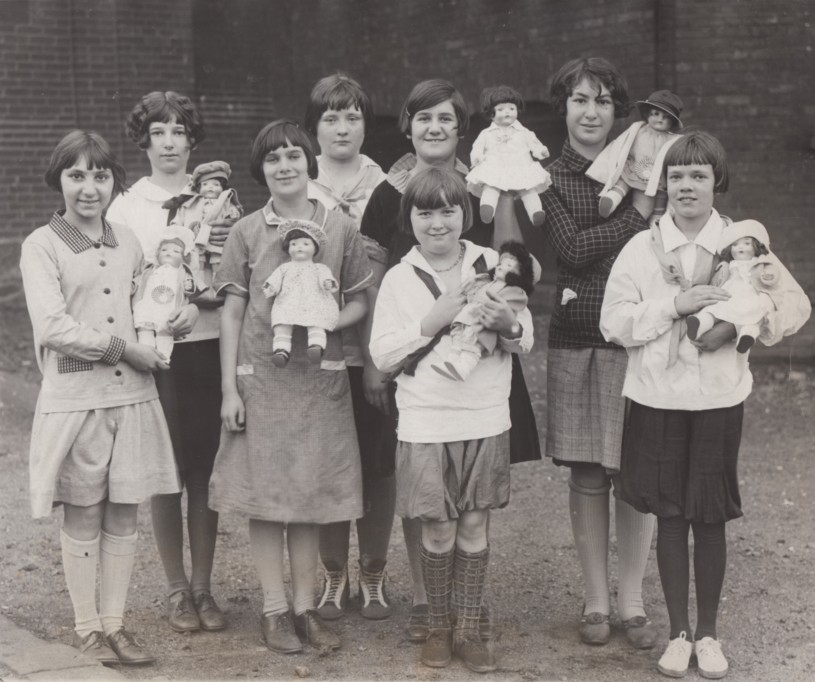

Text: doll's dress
xmin=466 ymin=122 xmax=552 ymax=195
xmin=132 ymin=263 xmax=188 ymax=333
xmin=620 ymin=125 xmax=673 ymax=191
xmin=703 ymin=259 xmax=774 ymax=326
xmin=263 ymin=261 xmax=340 ymax=329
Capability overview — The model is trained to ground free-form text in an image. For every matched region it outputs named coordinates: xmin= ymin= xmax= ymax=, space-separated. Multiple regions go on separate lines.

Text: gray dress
xmin=208 ymin=200 xmax=373 ymax=522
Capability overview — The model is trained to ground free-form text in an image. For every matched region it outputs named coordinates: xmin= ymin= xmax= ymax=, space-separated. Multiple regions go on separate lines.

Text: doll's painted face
xmin=157 ymin=241 xmax=184 ymax=267
xmin=494 ymin=254 xmax=520 ymax=281
xmin=730 ymin=237 xmax=757 ymax=261
xmin=493 ymin=103 xmax=518 ymax=127
xmin=200 ymin=178 xmax=224 ymax=200
xmin=288 ymin=236 xmax=317 ymax=262
xmin=648 ymin=108 xmax=673 ymax=132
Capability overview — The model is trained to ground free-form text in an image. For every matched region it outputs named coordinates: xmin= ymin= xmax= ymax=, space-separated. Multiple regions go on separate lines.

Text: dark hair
xmin=125 ymin=91 xmax=205 ymax=150
xmin=398 ymin=168 xmax=473 ymax=235
xmin=480 ymin=85 xmax=524 ymax=121
xmin=720 ymin=236 xmax=769 ymax=262
xmin=398 ymin=79 xmax=469 ymax=136
xmin=304 ymin=73 xmax=375 ymax=136
xmin=497 ymin=240 xmax=536 ymax=295
xmin=549 ymin=57 xmax=630 ymax=119
xmin=45 ymin=130 xmax=127 ymax=198
xmin=194 ymin=176 xmax=229 ymax=193
xmin=249 ymin=120 xmax=319 ymax=186
xmin=663 ymin=128 xmax=729 ymax=193
xmin=281 ymin=228 xmax=320 ymax=255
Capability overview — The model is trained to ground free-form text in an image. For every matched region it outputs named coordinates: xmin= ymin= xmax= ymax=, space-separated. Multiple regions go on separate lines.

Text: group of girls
xmin=19 ymin=55 xmax=808 ymax=680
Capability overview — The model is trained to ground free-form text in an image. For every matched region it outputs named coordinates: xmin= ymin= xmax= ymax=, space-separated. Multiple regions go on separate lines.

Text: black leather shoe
xmin=261 ymin=612 xmax=302 ymax=653
xmin=73 ymin=630 xmax=118 ymax=666
xmin=405 ymin=603 xmax=429 ymax=643
xmin=106 ymin=628 xmax=155 ymax=665
xmin=293 ymin=609 xmax=340 ymax=651
xmin=168 ymin=590 xmax=201 ymax=633
xmin=453 ymin=630 xmax=496 ymax=673
xmin=194 ymin=591 xmax=226 ymax=631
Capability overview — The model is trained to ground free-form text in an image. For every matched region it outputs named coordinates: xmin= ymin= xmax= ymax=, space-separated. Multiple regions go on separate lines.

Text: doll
xmin=431 ymin=241 xmax=536 ymax=381
xmin=262 ymin=219 xmax=340 ymax=367
xmin=587 ymin=90 xmax=684 ymax=221
xmin=171 ymin=160 xmax=243 ymax=271
xmin=687 ymin=220 xmax=810 ymax=353
xmin=132 ymin=228 xmax=203 ymax=359
xmin=465 ymin=85 xmax=552 ymax=227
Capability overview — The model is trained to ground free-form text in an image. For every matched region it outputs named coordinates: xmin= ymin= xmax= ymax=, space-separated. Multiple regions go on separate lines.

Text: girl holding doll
xmin=209 ymin=120 xmax=373 ymax=653
xmin=600 ymin=130 xmax=809 ymax=678
xmin=20 ymin=130 xmax=179 ymax=666
xmin=370 ymin=168 xmax=533 ymax=673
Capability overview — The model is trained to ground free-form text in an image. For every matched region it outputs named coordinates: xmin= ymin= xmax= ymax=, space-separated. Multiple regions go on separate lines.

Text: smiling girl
xmin=21 ymin=131 xmax=179 ymax=666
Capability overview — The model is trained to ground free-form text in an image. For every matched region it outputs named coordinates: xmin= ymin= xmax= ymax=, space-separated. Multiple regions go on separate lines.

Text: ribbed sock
xmin=288 ymin=523 xmax=319 ymax=615
xmin=99 ymin=530 xmax=138 ymax=635
xmin=249 ymin=519 xmax=288 ymax=616
xmin=60 ymin=530 xmax=102 ymax=637
xmin=569 ymin=478 xmax=610 ymax=615
xmin=615 ymin=498 xmax=654 ymax=621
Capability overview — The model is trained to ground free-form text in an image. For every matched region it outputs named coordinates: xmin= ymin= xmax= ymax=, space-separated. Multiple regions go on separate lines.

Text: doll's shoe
xmin=686 ymin=315 xmax=701 ymax=341
xmin=657 ymin=631 xmax=693 ymax=678
xmin=443 ymin=362 xmax=466 ymax=382
xmin=531 ymin=210 xmax=546 ymax=227
xmin=479 ymin=204 xmax=496 ymax=223
xmin=736 ymin=334 xmax=755 ymax=353
xmin=430 ymin=363 xmax=458 ymax=381
xmin=578 ymin=611 xmax=610 ymax=645
xmin=73 ymin=630 xmax=119 ymax=666
xmin=695 ymin=636 xmax=729 ymax=679
xmin=306 ymin=345 xmax=324 ymax=364
xmin=623 ymin=615 xmax=658 ymax=649
xmin=271 ymin=349 xmax=290 ymax=367
xmin=598 ymin=195 xmax=615 ymax=219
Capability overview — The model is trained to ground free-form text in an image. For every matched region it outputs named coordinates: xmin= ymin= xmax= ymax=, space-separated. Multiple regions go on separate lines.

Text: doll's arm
xmin=318 ymin=263 xmax=340 ymax=293
xmin=470 ymin=130 xmax=489 ymax=167
xmin=527 ymin=130 xmax=550 ymax=161
xmin=710 ymin=262 xmax=730 ymax=289
xmin=262 ymin=266 xmax=285 ymax=298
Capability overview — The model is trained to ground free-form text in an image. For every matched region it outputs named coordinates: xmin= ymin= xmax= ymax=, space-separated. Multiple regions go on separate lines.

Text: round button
xmin=114 ymin=370 xmax=122 ymax=377
xmin=107 ymin=317 xmax=114 ymax=323
xmin=99 ymin=260 xmax=106 ymax=266
xmin=93 ymin=243 xmax=101 ymax=249
xmin=103 ymin=288 xmax=111 ymax=294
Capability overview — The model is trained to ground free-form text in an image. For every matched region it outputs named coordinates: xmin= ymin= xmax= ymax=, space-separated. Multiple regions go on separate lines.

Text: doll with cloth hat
xmin=687 ymin=219 xmax=811 ymax=353
xmin=171 ymin=160 xmax=243 ymax=271
xmin=132 ymin=226 xmax=206 ymax=359
xmin=262 ymin=218 xmax=340 ymax=367
xmin=587 ymin=89 xmax=684 ymax=221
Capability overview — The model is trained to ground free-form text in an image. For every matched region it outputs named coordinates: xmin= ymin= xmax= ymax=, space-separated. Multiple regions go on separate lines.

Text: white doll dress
xmin=262 ymin=260 xmax=340 ymax=329
xmin=703 ymin=259 xmax=774 ymax=326
xmin=132 ymin=263 xmax=187 ymax=332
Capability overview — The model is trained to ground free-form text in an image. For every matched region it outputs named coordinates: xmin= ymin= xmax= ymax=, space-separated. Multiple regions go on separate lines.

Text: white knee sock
xmin=569 ymin=479 xmax=610 ymax=615
xmin=61 ymin=530 xmax=103 ymax=637
xmin=615 ymin=498 xmax=654 ymax=621
xmin=288 ymin=523 xmax=320 ymax=615
xmin=273 ymin=334 xmax=292 ymax=353
xmin=249 ymin=519 xmax=289 ymax=616
xmin=99 ymin=530 xmax=138 ymax=635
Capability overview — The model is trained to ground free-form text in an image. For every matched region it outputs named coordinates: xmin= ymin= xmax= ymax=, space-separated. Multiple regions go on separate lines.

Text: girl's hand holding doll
xmin=674 ymin=285 xmax=730 ymax=316
xmin=479 ymin=288 xmax=521 ymax=336
xmin=206 ymin=214 xmax=240 ymax=248
xmin=166 ymin=303 xmax=201 ymax=337
xmin=122 ymin=341 xmax=171 ymax=372
xmin=420 ymin=286 xmax=466 ymax=337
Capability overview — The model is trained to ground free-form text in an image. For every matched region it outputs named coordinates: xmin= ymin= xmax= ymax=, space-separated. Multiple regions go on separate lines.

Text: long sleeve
xmin=470 ymin=129 xmax=489 ymax=167
xmin=525 ymin=128 xmax=549 ymax=161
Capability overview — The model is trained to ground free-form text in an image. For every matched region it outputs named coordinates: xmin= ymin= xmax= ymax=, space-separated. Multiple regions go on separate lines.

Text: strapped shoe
xmin=453 ymin=630 xmax=496 ymax=674
xmin=578 ymin=611 xmax=610 ymax=645
xmin=623 ymin=615 xmax=658 ymax=649
xmin=405 ymin=603 xmax=429 ymax=642
xmin=261 ymin=612 xmax=302 ymax=654
xmin=167 ymin=590 xmax=200 ymax=633
xmin=695 ymin=637 xmax=729 ymax=679
xmin=73 ymin=630 xmax=118 ymax=666
xmin=316 ymin=564 xmax=349 ymax=621
xmin=306 ymin=345 xmax=324 ymax=363
xmin=293 ymin=609 xmax=340 ymax=651
xmin=421 ymin=628 xmax=452 ymax=668
xmin=194 ymin=591 xmax=226 ymax=631
xmin=106 ymin=628 xmax=155 ymax=666
xmin=358 ymin=561 xmax=392 ymax=620
xmin=657 ymin=631 xmax=693 ymax=678
xmin=271 ymin=349 xmax=290 ymax=367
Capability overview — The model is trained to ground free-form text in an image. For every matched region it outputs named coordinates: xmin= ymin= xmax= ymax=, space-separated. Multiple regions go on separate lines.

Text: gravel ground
xmin=0 ymin=291 xmax=813 ymax=681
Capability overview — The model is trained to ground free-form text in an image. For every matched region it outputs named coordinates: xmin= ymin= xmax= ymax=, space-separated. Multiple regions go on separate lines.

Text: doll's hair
xmin=249 ymin=120 xmax=319 ymax=186
xmin=719 ymin=236 xmax=769 ymax=262
xmin=45 ymin=130 xmax=127 ymax=198
xmin=398 ymin=79 xmax=469 ymax=136
xmin=496 ymin=240 xmax=536 ymax=295
xmin=125 ymin=91 xmax=205 ymax=150
xmin=156 ymin=236 xmax=190 ymax=264
xmin=194 ymin=176 xmax=229 ymax=193
xmin=304 ymin=73 xmax=375 ymax=136
xmin=663 ymin=128 xmax=729 ymax=193
xmin=549 ymin=57 xmax=631 ymax=119
xmin=398 ymin=168 xmax=473 ymax=236
xmin=281 ymin=228 xmax=320 ymax=255
xmin=480 ymin=85 xmax=524 ymax=121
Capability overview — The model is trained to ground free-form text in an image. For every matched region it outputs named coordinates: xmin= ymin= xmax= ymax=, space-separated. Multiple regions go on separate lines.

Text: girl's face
xmin=494 ymin=254 xmax=520 ymax=281
xmin=316 ymin=106 xmax=365 ymax=162
xmin=262 ymin=143 xmax=310 ymax=200
xmin=410 ymin=199 xmax=464 ymax=257
xmin=410 ymin=99 xmax=460 ymax=165
xmin=666 ymin=164 xmax=716 ymax=229
xmin=648 ymin=109 xmax=672 ymax=132
xmin=493 ymin=102 xmax=518 ymax=127
xmin=565 ymin=78 xmax=615 ymax=155
xmin=60 ymin=155 xmax=115 ymax=228
xmin=146 ymin=119 xmax=191 ymax=175
xmin=157 ymin=241 xmax=184 ymax=267
xmin=200 ymin=178 xmax=223 ymax=200
xmin=730 ymin=237 xmax=756 ymax=261
xmin=288 ymin=236 xmax=316 ymax=261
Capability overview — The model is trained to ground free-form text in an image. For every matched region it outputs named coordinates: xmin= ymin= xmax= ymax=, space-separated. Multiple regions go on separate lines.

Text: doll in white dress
xmin=687 ymin=220 xmax=810 ymax=353
xmin=262 ymin=219 xmax=340 ymax=366
xmin=587 ymin=90 xmax=683 ymax=221
xmin=465 ymin=85 xmax=551 ymax=226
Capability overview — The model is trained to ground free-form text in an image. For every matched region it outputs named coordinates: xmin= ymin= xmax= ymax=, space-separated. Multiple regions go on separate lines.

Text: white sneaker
xmin=657 ymin=631 xmax=693 ymax=678
xmin=696 ymin=637 xmax=729 ymax=679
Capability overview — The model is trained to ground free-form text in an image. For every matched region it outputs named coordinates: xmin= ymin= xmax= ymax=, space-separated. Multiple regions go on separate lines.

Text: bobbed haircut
xmin=125 ymin=91 xmax=205 ymax=150
xmin=498 ymin=240 xmax=536 ymax=295
xmin=398 ymin=79 xmax=469 ymax=136
xmin=45 ymin=130 xmax=127 ymax=198
xmin=398 ymin=168 xmax=473 ymax=235
xmin=480 ymin=85 xmax=524 ymax=121
xmin=281 ymin=228 xmax=320 ymax=255
xmin=248 ymin=120 xmax=319 ymax=186
xmin=720 ymin=236 xmax=769 ymax=262
xmin=549 ymin=57 xmax=630 ymax=119
xmin=304 ymin=73 xmax=375 ymax=135
xmin=663 ymin=128 xmax=729 ymax=194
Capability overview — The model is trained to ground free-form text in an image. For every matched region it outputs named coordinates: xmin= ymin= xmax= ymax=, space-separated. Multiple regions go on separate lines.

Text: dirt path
xmin=0 ymin=296 xmax=813 ymax=681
